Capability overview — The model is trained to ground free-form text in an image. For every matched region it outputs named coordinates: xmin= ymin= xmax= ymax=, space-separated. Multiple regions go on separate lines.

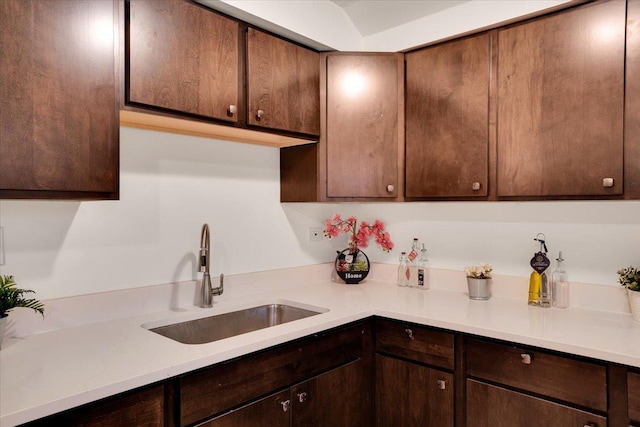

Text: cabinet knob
xmin=520 ymin=353 xmax=533 ymax=365
xmin=472 ymin=182 xmax=481 ymax=191
xmin=297 ymin=392 xmax=307 ymax=403
xmin=436 ymin=379 xmax=447 ymax=390
xmin=256 ymin=109 xmax=265 ymax=120
xmin=404 ymin=328 xmax=414 ymax=340
xmin=227 ymin=104 xmax=237 ymax=116
xmin=386 ymin=184 xmax=395 ymax=193
xmin=280 ymin=399 xmax=291 ymax=412
xmin=602 ymin=177 xmax=614 ymax=188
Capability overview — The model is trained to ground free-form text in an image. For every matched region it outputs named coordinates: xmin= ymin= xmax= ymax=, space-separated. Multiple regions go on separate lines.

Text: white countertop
xmin=2 ymin=266 xmax=640 ymax=426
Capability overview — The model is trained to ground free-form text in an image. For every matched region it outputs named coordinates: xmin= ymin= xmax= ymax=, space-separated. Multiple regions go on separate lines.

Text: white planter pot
xmin=628 ymin=289 xmax=640 ymax=322
xmin=0 ymin=315 xmax=7 ymax=350
xmin=467 ymin=278 xmax=491 ymax=301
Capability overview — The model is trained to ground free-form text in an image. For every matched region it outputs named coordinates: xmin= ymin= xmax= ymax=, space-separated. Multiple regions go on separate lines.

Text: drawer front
xmin=180 ymin=321 xmax=368 ymax=426
xmin=466 ymin=337 xmax=607 ymax=411
xmin=375 ymin=318 xmax=454 ymax=370
xmin=629 ymin=371 xmax=640 ymax=423
xmin=467 ymin=379 xmax=606 ymax=427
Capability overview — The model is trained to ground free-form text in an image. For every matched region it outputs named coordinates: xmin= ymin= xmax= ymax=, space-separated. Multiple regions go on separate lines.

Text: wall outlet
xmin=308 ymin=227 xmax=324 ymax=242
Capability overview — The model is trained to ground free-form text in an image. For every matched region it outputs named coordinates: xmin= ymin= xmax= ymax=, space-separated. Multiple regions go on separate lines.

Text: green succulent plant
xmin=618 ymin=266 xmax=640 ymax=292
xmin=0 ymin=275 xmax=44 ymax=318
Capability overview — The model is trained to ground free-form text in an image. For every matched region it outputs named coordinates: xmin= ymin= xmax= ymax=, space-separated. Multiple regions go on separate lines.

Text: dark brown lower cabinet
xmin=201 ymin=359 xmax=371 ymax=427
xmin=629 ymin=371 xmax=640 ymax=425
xmin=21 ymin=383 xmax=166 ymax=427
xmin=375 ymin=354 xmax=453 ymax=426
xmin=466 ymin=379 xmax=606 ymax=427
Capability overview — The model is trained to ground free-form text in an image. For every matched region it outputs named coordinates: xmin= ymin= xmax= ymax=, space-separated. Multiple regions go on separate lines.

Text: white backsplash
xmin=0 ymin=127 xmax=638 ymax=303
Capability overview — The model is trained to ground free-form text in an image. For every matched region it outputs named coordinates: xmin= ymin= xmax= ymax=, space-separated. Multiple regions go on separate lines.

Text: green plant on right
xmin=618 ymin=266 xmax=640 ymax=292
xmin=0 ymin=275 xmax=44 ymax=318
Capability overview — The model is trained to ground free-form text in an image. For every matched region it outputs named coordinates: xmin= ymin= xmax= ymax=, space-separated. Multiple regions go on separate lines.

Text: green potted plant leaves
xmin=0 ymin=275 xmax=44 ymax=349
xmin=619 ymin=266 xmax=640 ymax=321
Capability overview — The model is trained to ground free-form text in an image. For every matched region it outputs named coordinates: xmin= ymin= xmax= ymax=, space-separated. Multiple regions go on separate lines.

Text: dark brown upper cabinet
xmin=127 ymin=0 xmax=240 ymax=123
xmin=247 ymin=28 xmax=320 ymax=136
xmin=0 ymin=0 xmax=119 ymax=199
xmin=496 ymin=0 xmax=626 ymax=198
xmin=325 ymin=53 xmax=404 ymax=199
xmin=405 ymin=33 xmax=490 ymax=198
xmin=625 ymin=0 xmax=640 ymax=199
xmin=280 ymin=52 xmax=404 ymax=202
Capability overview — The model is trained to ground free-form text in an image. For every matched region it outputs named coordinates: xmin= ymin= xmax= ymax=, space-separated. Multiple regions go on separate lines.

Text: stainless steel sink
xmin=146 ymin=303 xmax=326 ymax=344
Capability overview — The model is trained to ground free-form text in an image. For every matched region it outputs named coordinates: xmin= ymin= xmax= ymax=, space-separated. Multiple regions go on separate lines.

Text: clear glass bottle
xmin=417 ymin=244 xmax=429 ymax=290
xmin=408 ymin=238 xmax=420 ymax=287
xmin=552 ymin=252 xmax=569 ymax=308
xmin=397 ymin=251 xmax=410 ymax=287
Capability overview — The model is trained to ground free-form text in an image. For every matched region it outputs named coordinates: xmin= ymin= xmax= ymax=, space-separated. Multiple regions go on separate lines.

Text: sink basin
xmin=145 ymin=302 xmax=327 ymax=344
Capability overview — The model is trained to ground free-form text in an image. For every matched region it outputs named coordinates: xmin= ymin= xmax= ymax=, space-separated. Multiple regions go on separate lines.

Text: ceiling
xmin=330 ymin=0 xmax=469 ymax=36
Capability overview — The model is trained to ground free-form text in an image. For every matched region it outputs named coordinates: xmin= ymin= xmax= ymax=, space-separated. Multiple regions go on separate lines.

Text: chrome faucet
xmin=199 ymin=223 xmax=223 ymax=308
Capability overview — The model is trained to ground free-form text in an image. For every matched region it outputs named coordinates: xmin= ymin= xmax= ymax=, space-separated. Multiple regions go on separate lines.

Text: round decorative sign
xmin=335 ymin=248 xmax=370 ymax=284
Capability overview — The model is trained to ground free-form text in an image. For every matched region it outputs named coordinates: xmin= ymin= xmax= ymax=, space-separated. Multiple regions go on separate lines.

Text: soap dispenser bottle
xmin=528 ymin=235 xmax=550 ymax=306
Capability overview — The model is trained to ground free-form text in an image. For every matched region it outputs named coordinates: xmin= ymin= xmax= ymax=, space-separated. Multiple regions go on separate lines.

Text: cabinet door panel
xmin=497 ymin=1 xmax=625 ymax=197
xmin=375 ymin=354 xmax=453 ymax=427
xmin=247 ymin=28 xmax=319 ymax=135
xmin=197 ymin=391 xmax=290 ymax=427
xmin=0 ymin=0 xmax=118 ymax=196
xmin=326 ymin=54 xmax=401 ymax=198
xmin=626 ymin=0 xmax=640 ymax=199
xmin=405 ymin=33 xmax=489 ymax=197
xmin=467 ymin=379 xmax=606 ymax=427
xmin=128 ymin=0 xmax=239 ymax=122
xmin=292 ymin=359 xmax=372 ymax=427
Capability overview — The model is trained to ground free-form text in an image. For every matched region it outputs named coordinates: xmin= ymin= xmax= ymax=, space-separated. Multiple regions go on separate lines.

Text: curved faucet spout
xmin=199 ymin=223 xmax=223 ymax=308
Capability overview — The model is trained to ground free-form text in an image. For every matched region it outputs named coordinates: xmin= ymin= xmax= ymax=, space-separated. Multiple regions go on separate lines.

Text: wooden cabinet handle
xmin=602 ymin=177 xmax=614 ymax=188
xmin=520 ymin=353 xmax=532 ymax=365
xmin=280 ymin=399 xmax=291 ymax=412
xmin=256 ymin=109 xmax=265 ymax=120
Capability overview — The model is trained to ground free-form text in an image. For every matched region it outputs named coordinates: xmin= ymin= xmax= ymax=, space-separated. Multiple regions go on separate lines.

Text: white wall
xmin=1 ymin=127 xmax=638 ymax=300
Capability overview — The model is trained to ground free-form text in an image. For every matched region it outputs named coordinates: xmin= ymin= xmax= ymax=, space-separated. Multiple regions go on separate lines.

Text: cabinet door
xmin=292 ymin=359 xmax=372 ymax=427
xmin=23 ymin=384 xmax=165 ymax=427
xmin=247 ymin=28 xmax=319 ymax=136
xmin=375 ymin=354 xmax=453 ymax=427
xmin=467 ymin=379 xmax=606 ymax=427
xmin=626 ymin=0 xmax=640 ymax=199
xmin=0 ymin=0 xmax=118 ymax=198
xmin=197 ymin=390 xmax=290 ymax=427
xmin=326 ymin=54 xmax=402 ymax=198
xmin=128 ymin=0 xmax=239 ymax=122
xmin=405 ymin=33 xmax=489 ymax=197
xmin=497 ymin=1 xmax=625 ymax=197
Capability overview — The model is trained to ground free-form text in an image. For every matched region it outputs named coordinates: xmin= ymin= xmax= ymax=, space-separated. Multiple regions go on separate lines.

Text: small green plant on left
xmin=0 ymin=275 xmax=44 ymax=318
